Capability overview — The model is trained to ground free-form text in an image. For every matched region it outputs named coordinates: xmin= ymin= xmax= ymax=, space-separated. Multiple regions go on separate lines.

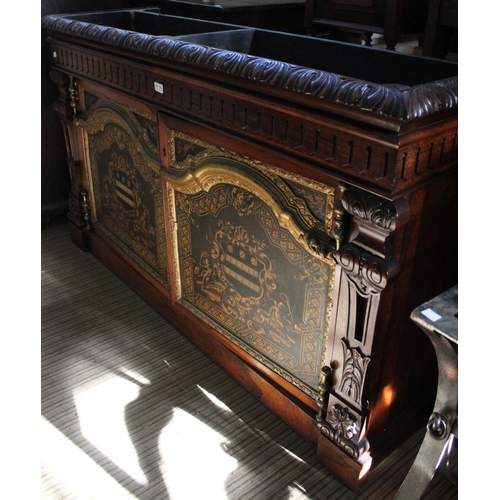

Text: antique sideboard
xmin=42 ymin=8 xmax=458 ymax=490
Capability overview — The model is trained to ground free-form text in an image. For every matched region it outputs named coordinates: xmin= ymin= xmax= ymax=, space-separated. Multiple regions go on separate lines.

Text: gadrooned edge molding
xmin=42 ymin=15 xmax=458 ymax=122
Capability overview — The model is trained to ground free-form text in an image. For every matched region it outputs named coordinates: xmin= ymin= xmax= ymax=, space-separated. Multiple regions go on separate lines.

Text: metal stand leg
xmin=394 ymin=286 xmax=458 ymax=500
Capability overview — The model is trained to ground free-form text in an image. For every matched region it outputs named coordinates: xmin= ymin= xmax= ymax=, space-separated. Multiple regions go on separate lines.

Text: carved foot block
xmin=68 ymin=220 xmax=89 ymax=251
xmin=317 ymin=432 xmax=372 ymax=491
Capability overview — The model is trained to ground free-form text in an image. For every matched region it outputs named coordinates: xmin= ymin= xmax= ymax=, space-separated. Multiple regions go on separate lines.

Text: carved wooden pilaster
xmin=319 ymin=186 xmax=410 ymax=462
xmin=49 ymin=69 xmax=87 ymax=233
xmin=49 ymin=69 xmax=73 ymax=150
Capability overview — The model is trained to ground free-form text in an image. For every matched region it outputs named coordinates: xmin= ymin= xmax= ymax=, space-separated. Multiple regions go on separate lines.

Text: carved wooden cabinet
xmin=42 ymin=9 xmax=457 ymax=490
xmin=305 ymin=0 xmax=430 ymax=49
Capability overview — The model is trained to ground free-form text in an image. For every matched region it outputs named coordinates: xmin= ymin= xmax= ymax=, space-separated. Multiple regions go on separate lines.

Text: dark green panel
xmin=177 ymin=183 xmax=333 ymax=393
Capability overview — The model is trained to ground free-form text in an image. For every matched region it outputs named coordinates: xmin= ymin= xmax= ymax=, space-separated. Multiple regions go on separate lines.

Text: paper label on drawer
xmin=154 ymin=82 xmax=164 ymax=94
xmin=421 ymin=308 xmax=442 ymax=322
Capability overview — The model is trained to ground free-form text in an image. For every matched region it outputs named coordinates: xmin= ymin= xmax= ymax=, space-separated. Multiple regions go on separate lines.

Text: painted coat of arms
xmin=166 ymin=129 xmax=336 ymax=396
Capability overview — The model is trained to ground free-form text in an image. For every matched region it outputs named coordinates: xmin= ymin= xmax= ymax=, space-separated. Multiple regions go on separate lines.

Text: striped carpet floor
xmin=41 ymin=220 xmax=458 ymax=500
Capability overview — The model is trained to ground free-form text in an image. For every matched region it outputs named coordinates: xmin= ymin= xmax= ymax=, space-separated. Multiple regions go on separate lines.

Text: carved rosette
xmin=319 ymin=403 xmax=370 ymax=459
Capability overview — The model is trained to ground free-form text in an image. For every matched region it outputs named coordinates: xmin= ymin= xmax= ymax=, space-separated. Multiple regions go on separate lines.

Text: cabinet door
xmin=79 ymin=87 xmax=170 ymax=289
xmin=159 ymin=112 xmax=340 ymax=400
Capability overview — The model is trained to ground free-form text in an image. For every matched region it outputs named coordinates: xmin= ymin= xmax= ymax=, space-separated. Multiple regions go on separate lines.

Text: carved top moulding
xmin=42 ymin=11 xmax=457 ymax=131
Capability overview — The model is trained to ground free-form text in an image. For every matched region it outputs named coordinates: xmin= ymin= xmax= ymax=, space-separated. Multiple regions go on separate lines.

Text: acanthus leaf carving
xmin=42 ymin=15 xmax=457 ymax=122
xmin=341 ymin=189 xmax=398 ymax=232
xmin=338 ymin=338 xmax=371 ymax=407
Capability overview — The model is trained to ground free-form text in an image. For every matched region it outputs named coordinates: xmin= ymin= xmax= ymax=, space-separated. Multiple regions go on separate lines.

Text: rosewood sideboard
xmin=42 ymin=9 xmax=458 ymax=490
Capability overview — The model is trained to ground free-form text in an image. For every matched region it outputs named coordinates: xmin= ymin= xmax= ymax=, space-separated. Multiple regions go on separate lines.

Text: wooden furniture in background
xmin=423 ymin=0 xmax=458 ymax=58
xmin=305 ymin=0 xmax=430 ymax=49
xmin=42 ymin=10 xmax=457 ymax=490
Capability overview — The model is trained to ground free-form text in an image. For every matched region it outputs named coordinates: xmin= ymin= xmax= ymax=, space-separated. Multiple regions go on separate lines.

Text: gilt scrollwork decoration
xmin=166 ymin=130 xmax=336 ymax=394
xmin=300 ymin=231 xmax=336 ymax=262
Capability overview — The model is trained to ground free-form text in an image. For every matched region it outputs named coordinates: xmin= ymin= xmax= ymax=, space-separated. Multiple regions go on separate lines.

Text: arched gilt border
xmin=42 ymin=16 xmax=458 ymax=121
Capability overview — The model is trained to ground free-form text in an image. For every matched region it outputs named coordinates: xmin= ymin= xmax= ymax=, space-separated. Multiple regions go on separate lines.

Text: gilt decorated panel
xmin=163 ymin=125 xmax=338 ymax=396
xmin=81 ymin=91 xmax=169 ymax=286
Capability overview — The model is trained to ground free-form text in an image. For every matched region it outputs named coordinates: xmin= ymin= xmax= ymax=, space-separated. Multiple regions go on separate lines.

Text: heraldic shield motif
xmin=164 ymin=124 xmax=337 ymax=397
xmin=81 ymin=91 xmax=169 ymax=286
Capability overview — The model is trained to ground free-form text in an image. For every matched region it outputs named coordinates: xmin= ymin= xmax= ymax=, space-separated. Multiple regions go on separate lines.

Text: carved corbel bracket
xmin=49 ymin=69 xmax=73 ymax=122
xmin=333 ymin=187 xmax=409 ymax=347
xmin=340 ymin=187 xmax=410 ymax=259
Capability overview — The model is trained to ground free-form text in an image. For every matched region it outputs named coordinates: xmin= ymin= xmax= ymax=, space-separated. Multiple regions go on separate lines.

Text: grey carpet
xmin=41 ymin=220 xmax=457 ymax=499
